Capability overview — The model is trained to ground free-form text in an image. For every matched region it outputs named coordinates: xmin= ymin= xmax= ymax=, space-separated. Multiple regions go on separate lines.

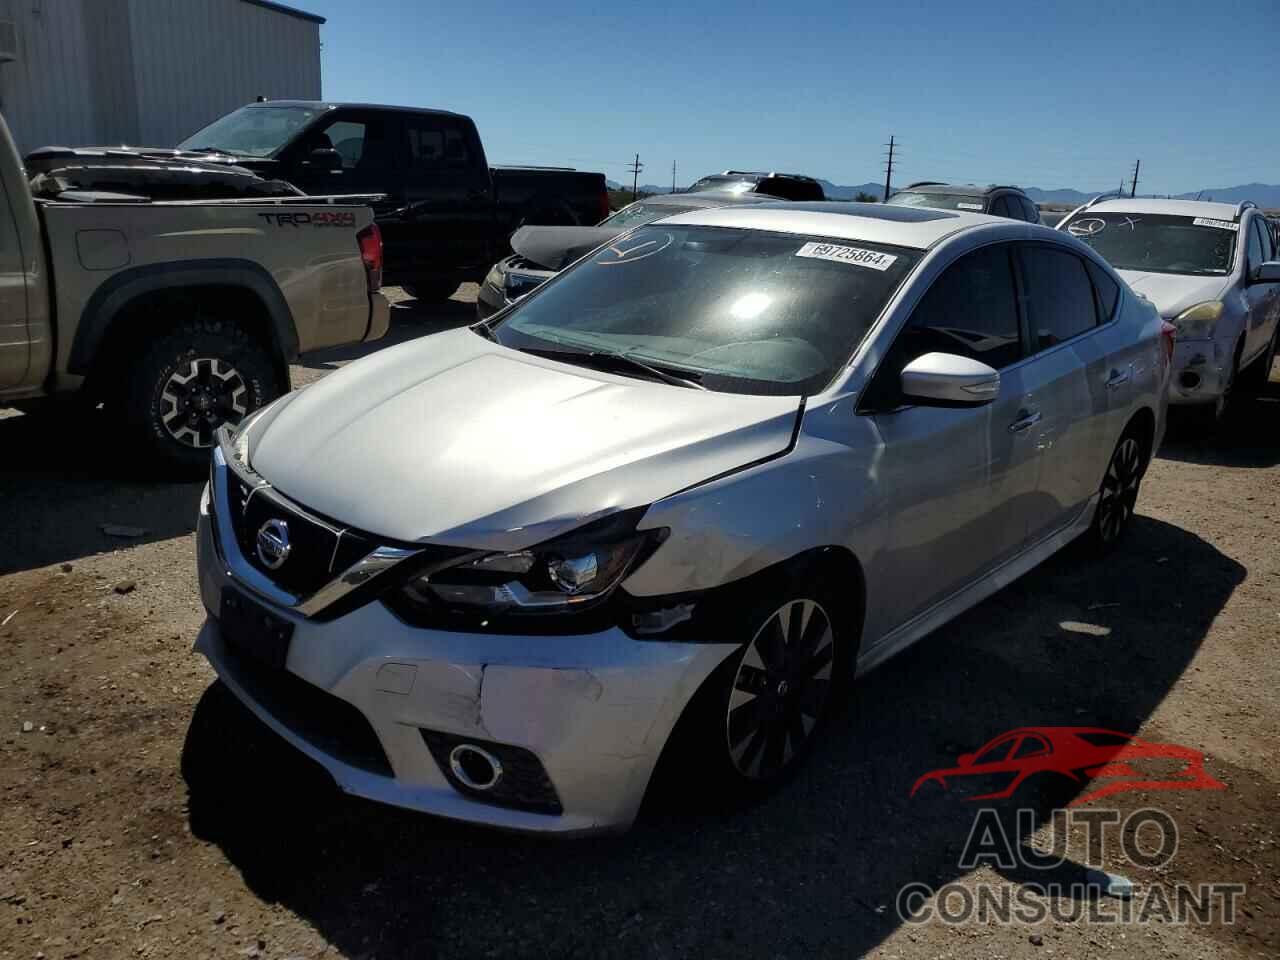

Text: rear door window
xmin=403 ymin=116 xmax=474 ymax=174
xmin=1020 ymin=245 xmax=1099 ymax=350
xmin=1085 ymin=259 xmax=1121 ymax=321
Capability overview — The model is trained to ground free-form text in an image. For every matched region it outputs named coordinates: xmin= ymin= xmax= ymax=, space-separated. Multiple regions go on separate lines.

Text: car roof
xmin=894 ymin=183 xmax=1024 ymax=198
xmin=245 ymin=100 xmax=466 ymax=119
xmin=1085 ymin=198 xmax=1245 ymax=218
xmin=640 ymin=191 xmax=777 ymax=209
xmin=659 ymin=200 xmax=1014 ymax=249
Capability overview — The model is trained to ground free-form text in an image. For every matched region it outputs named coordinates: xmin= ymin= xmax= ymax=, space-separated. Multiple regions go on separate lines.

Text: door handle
xmin=1106 ymin=368 xmax=1131 ymax=389
xmin=1008 ymin=410 xmax=1042 ymax=434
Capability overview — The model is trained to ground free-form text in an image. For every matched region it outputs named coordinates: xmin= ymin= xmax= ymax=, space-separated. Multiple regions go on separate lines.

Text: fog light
xmin=1179 ymin=371 xmax=1202 ymax=390
xmin=449 ymin=744 xmax=502 ymax=791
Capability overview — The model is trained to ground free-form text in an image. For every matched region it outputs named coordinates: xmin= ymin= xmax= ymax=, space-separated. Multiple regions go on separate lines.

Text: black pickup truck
xmin=30 ymin=101 xmax=609 ymax=302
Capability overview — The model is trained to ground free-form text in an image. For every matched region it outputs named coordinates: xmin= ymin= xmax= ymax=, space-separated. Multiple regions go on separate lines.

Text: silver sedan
xmin=194 ymin=202 xmax=1171 ymax=834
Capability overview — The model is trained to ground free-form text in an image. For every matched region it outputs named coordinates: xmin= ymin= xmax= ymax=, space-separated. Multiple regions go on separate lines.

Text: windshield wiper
xmin=523 ymin=347 xmax=706 ymax=390
xmin=471 ymin=321 xmax=498 ymax=341
xmin=183 ymin=145 xmax=248 ymax=157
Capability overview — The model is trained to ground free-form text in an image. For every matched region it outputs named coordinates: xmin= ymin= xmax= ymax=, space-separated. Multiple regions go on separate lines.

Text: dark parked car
xmin=475 ymin=191 xmax=778 ymax=319
xmin=31 ymin=101 xmax=609 ymax=302
xmin=885 ymin=182 xmax=1041 ymax=223
xmin=687 ymin=170 xmax=826 ymax=201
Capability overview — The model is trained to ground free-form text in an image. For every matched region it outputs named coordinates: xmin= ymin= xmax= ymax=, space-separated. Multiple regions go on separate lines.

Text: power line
xmin=672 ymin=160 xmax=677 ymax=194
xmin=1129 ymin=159 xmax=1141 ymax=198
xmin=882 ymin=136 xmax=897 ymax=202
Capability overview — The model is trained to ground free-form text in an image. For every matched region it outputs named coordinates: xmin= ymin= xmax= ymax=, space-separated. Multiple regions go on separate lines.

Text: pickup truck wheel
xmin=400 ymin=279 xmax=459 ymax=303
xmin=125 ymin=318 xmax=280 ymax=475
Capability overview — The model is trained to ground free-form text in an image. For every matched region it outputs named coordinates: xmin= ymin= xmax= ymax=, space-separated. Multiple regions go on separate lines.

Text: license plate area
xmin=220 ymin=586 xmax=294 ymax=670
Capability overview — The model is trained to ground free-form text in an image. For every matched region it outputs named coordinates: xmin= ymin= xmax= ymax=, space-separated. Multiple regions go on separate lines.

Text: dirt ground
xmin=1 ymin=285 xmax=1277 ymax=959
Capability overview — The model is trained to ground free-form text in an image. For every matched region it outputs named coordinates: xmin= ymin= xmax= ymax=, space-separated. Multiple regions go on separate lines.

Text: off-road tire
xmin=123 ymin=316 xmax=280 ymax=476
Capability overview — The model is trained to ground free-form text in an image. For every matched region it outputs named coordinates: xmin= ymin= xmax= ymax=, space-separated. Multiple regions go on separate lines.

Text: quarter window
xmin=1021 ymin=198 xmax=1040 ymax=223
xmin=1085 ymin=259 xmax=1121 ymax=321
xmin=1013 ymin=735 xmax=1048 ymax=759
xmin=1250 ymin=217 xmax=1272 ymax=266
xmin=1020 ymin=246 xmax=1098 ymax=350
xmin=991 ymin=196 xmax=1014 ymax=218
xmin=974 ymin=739 xmax=1015 ymax=764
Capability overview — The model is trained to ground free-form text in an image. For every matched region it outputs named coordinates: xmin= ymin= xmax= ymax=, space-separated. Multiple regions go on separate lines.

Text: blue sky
xmin=298 ymin=0 xmax=1279 ymax=195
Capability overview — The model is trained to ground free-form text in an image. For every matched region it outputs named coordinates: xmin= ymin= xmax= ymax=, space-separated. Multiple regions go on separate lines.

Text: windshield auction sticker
xmin=1192 ymin=217 xmax=1238 ymax=231
xmin=957 ymin=202 xmax=984 ymax=210
xmin=796 ymin=242 xmax=898 ymax=271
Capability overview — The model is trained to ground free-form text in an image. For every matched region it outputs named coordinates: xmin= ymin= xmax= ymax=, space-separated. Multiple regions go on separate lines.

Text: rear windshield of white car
xmin=688 ymin=176 xmax=758 ymax=194
xmin=886 ymin=191 xmax=986 ymax=212
xmin=1059 ymin=212 xmax=1238 ymax=276
xmin=491 ymin=225 xmax=923 ymax=396
xmin=601 ymin=202 xmax=699 ymax=228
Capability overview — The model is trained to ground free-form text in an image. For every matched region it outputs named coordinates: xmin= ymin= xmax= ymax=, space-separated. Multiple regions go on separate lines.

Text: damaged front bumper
xmin=1167 ymin=337 xmax=1230 ymax=404
xmin=194 ymin=491 xmax=736 ymax=835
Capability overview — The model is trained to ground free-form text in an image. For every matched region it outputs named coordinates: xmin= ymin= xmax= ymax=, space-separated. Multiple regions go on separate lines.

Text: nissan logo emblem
xmin=256 ymin=519 xmax=291 ymax=570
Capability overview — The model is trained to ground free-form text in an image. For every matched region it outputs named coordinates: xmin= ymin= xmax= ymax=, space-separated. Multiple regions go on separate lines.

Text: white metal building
xmin=0 ymin=0 xmax=323 ymax=154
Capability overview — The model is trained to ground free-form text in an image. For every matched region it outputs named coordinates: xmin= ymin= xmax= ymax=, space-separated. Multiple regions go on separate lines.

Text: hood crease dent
xmin=249 ymin=329 xmax=802 ymax=550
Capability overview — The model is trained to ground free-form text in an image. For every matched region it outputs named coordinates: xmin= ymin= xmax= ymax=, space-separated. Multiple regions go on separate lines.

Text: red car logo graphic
xmin=910 ymin=727 xmax=1225 ymax=806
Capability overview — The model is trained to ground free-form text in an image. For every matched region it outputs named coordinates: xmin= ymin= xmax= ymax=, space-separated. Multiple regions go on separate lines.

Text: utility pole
xmin=672 ymin=160 xmax=677 ymax=194
xmin=1129 ymin=159 xmax=1141 ymax=198
xmin=882 ymin=136 xmax=897 ymax=202
xmin=628 ymin=153 xmax=644 ymax=201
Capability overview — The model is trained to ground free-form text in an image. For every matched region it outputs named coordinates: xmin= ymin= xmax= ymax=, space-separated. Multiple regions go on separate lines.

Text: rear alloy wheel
xmin=725 ymin=598 xmax=837 ymax=781
xmin=1092 ymin=433 xmax=1144 ymax=548
xmin=126 ymin=317 xmax=279 ymax=475
xmin=160 ymin=357 xmax=249 ymax=449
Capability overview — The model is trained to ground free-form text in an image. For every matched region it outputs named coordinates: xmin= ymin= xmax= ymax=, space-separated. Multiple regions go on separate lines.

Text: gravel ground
xmin=0 ymin=285 xmax=1277 ymax=959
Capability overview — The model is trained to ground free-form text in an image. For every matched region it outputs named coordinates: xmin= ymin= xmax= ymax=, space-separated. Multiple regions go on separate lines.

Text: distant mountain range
xmin=608 ymin=179 xmax=1280 ymax=208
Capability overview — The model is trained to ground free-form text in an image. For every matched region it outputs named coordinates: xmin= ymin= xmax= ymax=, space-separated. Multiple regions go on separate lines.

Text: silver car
xmin=1059 ymin=198 xmax=1280 ymax=421
xmin=194 ymin=203 xmax=1170 ymax=835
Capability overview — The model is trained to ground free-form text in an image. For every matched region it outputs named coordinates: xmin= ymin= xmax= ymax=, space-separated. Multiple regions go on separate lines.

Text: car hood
xmin=509 ymin=225 xmax=626 ymax=270
xmin=1116 ymin=270 xmax=1229 ymax=319
xmin=248 ymin=329 xmax=802 ymax=548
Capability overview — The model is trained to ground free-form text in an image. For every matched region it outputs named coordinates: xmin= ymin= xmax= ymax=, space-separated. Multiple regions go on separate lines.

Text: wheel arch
xmin=69 ymin=260 xmax=298 ymax=386
xmin=1123 ymin=405 xmax=1157 ymax=465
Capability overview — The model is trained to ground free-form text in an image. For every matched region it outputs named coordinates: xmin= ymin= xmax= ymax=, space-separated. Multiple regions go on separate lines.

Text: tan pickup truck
xmin=0 ymin=113 xmax=389 ymax=472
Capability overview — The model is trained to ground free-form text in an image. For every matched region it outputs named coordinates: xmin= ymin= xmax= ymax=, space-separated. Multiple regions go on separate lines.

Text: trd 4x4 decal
xmin=259 ymin=211 xmax=357 ymax=228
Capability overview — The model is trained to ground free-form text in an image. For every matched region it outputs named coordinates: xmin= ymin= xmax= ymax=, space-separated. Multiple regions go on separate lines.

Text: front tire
xmin=662 ymin=569 xmax=853 ymax=808
xmin=124 ymin=317 xmax=280 ymax=475
xmin=1238 ymin=326 xmax=1278 ymax=396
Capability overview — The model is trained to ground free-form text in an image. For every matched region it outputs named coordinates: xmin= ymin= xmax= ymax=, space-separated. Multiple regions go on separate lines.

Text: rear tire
xmin=1084 ymin=424 xmax=1148 ymax=552
xmin=123 ymin=316 xmax=280 ymax=476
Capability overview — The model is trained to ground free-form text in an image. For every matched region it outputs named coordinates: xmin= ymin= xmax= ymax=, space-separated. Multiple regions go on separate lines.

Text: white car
xmin=1059 ymin=198 xmax=1280 ymax=420
xmin=195 ymin=203 xmax=1170 ymax=834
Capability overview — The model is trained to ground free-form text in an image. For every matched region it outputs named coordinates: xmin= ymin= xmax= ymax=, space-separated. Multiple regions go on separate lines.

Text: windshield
xmin=886 ymin=191 xmax=987 ymax=212
xmin=177 ymin=104 xmax=322 ymax=157
xmin=1059 ymin=212 xmax=1238 ymax=276
xmin=491 ymin=225 xmax=922 ymax=396
xmin=688 ymin=176 xmax=758 ymax=195
xmin=601 ymin=201 xmax=699 ymax=228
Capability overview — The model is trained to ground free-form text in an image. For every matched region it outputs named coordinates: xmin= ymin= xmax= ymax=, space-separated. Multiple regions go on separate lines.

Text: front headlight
xmin=399 ymin=508 xmax=666 ymax=618
xmin=1170 ymin=301 xmax=1224 ymax=339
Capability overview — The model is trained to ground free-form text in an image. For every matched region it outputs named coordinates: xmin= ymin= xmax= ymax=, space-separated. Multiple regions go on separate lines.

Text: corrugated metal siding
xmin=0 ymin=0 xmax=320 ymax=154
xmin=128 ymin=0 xmax=321 ymax=145
xmin=0 ymin=0 xmax=98 ymax=151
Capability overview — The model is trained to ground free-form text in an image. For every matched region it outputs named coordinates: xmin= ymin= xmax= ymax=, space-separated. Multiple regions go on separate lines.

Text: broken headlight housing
xmin=396 ymin=507 xmax=667 ymax=624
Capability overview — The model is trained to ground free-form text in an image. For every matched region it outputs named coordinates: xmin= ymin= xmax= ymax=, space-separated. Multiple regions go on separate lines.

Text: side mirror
xmin=305 ymin=147 xmax=343 ymax=172
xmin=1249 ymin=261 xmax=1280 ymax=284
xmin=958 ymin=753 xmax=976 ymax=767
xmin=900 ymin=352 xmax=1001 ymax=406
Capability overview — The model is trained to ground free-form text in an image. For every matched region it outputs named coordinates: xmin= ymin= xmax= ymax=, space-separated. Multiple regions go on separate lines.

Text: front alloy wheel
xmin=1095 ymin=434 xmax=1143 ymax=545
xmin=726 ymin=598 xmax=835 ymax=780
